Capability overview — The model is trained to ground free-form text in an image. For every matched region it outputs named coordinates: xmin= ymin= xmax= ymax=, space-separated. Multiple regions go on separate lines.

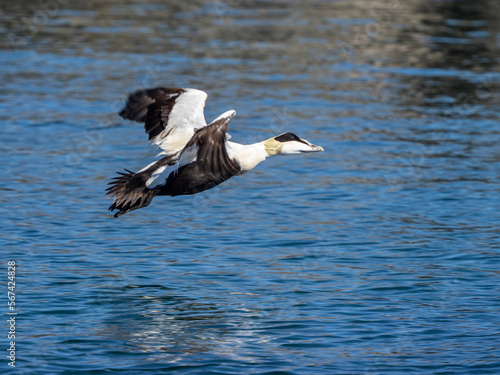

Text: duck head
xmin=264 ymin=132 xmax=324 ymax=156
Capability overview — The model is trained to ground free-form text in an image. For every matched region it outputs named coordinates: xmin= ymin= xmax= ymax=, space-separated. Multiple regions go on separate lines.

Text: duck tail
xmin=105 ymin=169 xmax=157 ymax=218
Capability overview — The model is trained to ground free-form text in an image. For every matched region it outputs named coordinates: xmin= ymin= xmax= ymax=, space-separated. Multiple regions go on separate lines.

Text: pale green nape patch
xmin=264 ymin=138 xmax=283 ymax=156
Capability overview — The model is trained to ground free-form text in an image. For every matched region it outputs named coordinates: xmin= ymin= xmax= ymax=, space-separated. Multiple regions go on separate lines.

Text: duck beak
xmin=300 ymin=139 xmax=324 ymax=152
xmin=310 ymin=144 xmax=324 ymax=152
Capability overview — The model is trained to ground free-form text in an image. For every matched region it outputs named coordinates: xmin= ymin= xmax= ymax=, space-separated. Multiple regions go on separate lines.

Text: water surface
xmin=1 ymin=0 xmax=500 ymax=374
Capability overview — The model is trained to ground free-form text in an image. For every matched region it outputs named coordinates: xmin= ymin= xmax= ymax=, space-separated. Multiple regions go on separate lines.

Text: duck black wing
xmin=158 ymin=110 xmax=241 ymax=196
xmin=119 ymin=87 xmax=208 ymax=155
xmin=107 ymin=110 xmax=240 ymax=217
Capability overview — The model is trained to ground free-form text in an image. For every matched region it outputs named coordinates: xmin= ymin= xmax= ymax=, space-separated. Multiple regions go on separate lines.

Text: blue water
xmin=2 ymin=1 xmax=500 ymax=374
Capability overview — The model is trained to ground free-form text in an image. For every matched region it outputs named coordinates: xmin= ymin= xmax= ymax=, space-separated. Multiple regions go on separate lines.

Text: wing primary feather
xmin=118 ymin=87 xmax=209 ymax=155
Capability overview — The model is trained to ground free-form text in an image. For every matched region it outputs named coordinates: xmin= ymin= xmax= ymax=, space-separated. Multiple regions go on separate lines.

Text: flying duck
xmin=106 ymin=87 xmax=324 ymax=217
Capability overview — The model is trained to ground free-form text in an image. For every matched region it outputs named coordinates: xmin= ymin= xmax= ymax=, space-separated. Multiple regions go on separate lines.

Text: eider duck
xmin=106 ymin=87 xmax=324 ymax=217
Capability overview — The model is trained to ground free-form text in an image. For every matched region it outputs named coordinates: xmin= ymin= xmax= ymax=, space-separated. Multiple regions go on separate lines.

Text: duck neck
xmin=227 ymin=141 xmax=271 ymax=172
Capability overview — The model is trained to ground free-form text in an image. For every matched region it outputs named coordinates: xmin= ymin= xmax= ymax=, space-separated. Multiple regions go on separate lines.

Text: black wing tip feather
xmin=118 ymin=87 xmax=186 ymax=123
xmin=118 ymin=90 xmax=151 ymax=122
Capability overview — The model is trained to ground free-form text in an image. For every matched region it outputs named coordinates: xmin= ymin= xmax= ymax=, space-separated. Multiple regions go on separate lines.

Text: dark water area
xmin=1 ymin=0 xmax=500 ymax=373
